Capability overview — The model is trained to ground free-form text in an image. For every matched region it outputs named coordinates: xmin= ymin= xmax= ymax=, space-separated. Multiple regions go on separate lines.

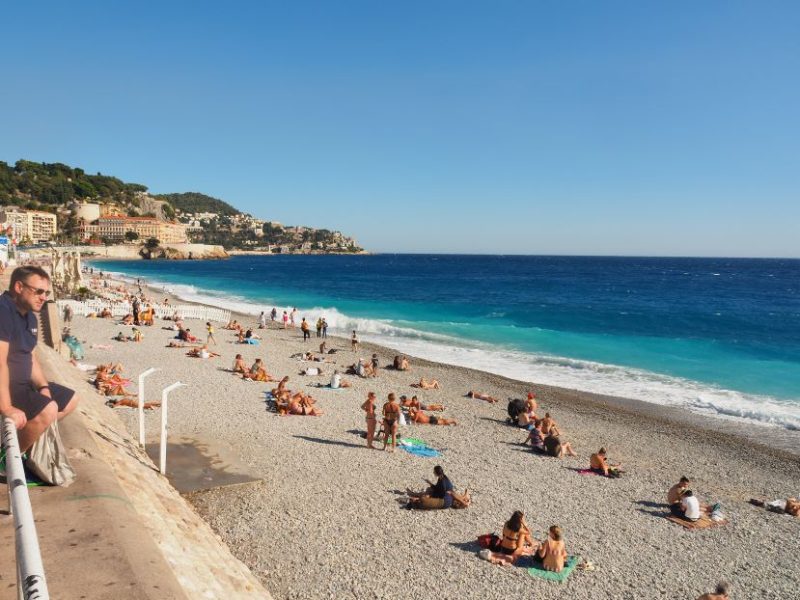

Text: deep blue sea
xmin=91 ymin=255 xmax=800 ymax=430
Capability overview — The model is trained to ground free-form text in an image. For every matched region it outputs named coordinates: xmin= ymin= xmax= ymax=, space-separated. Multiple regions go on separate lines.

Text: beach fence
xmin=2 ymin=418 xmax=50 ymax=600
xmin=55 ymin=299 xmax=231 ymax=324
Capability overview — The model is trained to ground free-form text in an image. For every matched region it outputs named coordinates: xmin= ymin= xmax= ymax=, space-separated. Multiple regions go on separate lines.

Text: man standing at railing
xmin=0 ymin=266 xmax=80 ymax=455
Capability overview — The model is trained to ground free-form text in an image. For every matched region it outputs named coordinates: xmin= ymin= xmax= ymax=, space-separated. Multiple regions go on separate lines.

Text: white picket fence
xmin=56 ymin=299 xmax=231 ymax=324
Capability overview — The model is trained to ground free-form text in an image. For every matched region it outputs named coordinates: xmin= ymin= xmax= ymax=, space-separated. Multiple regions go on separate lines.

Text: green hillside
xmin=153 ymin=192 xmax=240 ymax=216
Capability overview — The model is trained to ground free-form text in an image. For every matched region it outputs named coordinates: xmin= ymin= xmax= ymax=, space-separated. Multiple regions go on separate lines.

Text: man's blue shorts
xmin=12 ymin=382 xmax=75 ymax=420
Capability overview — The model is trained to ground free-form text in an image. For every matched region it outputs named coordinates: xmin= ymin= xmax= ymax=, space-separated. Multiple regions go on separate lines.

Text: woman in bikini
xmin=490 ymin=511 xmax=534 ymax=565
xmin=467 ymin=390 xmax=499 ymax=403
xmin=382 ymin=393 xmax=401 ymax=452
xmin=412 ymin=378 xmax=440 ymax=390
xmin=537 ymin=525 xmax=567 ymax=572
xmin=361 ymin=392 xmax=378 ymax=449
xmin=232 ymin=354 xmax=248 ymax=375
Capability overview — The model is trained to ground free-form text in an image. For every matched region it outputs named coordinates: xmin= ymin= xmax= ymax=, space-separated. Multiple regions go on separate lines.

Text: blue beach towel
xmin=245 ymin=338 xmax=260 ymax=345
xmin=398 ymin=438 xmax=441 ymax=458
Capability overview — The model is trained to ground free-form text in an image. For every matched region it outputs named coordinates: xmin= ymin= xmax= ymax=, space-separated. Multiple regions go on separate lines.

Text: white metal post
xmin=136 ymin=368 xmax=159 ymax=449
xmin=2 ymin=418 xmax=50 ymax=600
xmin=159 ymin=382 xmax=186 ymax=475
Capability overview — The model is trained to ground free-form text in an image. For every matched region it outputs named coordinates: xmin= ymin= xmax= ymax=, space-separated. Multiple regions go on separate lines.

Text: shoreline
xmin=68 ymin=272 xmax=800 ymax=599
xmin=90 ymin=264 xmax=800 ymax=455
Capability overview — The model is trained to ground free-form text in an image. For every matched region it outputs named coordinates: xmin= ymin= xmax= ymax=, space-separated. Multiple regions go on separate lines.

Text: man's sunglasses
xmin=21 ymin=282 xmax=51 ymax=297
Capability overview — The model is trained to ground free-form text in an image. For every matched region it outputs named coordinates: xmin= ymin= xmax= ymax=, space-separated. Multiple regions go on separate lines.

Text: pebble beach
xmin=67 ymin=285 xmax=800 ymax=600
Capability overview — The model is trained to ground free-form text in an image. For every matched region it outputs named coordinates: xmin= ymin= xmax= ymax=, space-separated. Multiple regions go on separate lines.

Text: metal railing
xmin=2 ymin=418 xmax=50 ymax=600
xmin=56 ymin=299 xmax=231 ymax=324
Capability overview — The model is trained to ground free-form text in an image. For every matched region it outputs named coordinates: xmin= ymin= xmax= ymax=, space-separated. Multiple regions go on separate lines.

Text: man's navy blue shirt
xmin=0 ymin=291 xmax=38 ymax=388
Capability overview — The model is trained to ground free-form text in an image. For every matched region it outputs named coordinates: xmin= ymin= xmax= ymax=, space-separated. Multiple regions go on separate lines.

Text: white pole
xmin=137 ymin=368 xmax=159 ymax=449
xmin=2 ymin=418 xmax=50 ymax=600
xmin=159 ymin=382 xmax=186 ymax=475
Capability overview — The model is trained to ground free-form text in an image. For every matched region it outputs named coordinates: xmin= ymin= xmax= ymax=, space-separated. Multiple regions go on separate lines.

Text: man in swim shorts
xmin=0 ymin=266 xmax=80 ymax=454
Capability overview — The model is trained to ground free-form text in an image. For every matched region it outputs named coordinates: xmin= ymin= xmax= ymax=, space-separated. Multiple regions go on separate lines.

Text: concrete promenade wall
xmin=0 ymin=345 xmax=271 ymax=599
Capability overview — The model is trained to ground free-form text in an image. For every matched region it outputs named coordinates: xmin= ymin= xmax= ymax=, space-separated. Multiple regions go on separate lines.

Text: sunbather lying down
xmin=106 ymin=398 xmax=161 ymax=410
xmin=400 ymin=395 xmax=444 ymax=411
xmin=186 ymin=345 xmax=221 ymax=359
xmin=749 ymin=497 xmax=800 ymax=516
xmin=467 ymin=390 xmax=499 ymax=403
xmin=407 ymin=407 xmax=457 ymax=426
xmin=93 ymin=365 xmax=134 ymax=397
xmin=411 ymin=378 xmax=440 ymax=389
xmin=271 ymin=378 xmax=324 ymax=416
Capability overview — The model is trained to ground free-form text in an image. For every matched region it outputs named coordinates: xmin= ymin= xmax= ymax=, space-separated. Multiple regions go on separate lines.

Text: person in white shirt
xmin=330 ymin=371 xmax=342 ymax=389
xmin=680 ymin=490 xmax=701 ymax=521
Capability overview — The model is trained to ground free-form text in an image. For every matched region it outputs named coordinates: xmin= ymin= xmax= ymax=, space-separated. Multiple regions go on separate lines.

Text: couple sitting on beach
xmin=400 ymin=395 xmax=444 ymax=412
xmin=233 ymin=355 xmax=275 ymax=382
xmin=393 ymin=355 xmax=410 ymax=371
xmin=405 ymin=466 xmax=470 ymax=509
xmin=93 ymin=364 xmax=133 ymax=397
xmin=478 ymin=512 xmax=568 ymax=572
xmin=348 ymin=358 xmax=376 ymax=378
xmin=523 ymin=418 xmax=577 ymax=459
xmin=668 ymin=477 xmax=724 ymax=522
xmin=271 ymin=376 xmax=324 ymax=416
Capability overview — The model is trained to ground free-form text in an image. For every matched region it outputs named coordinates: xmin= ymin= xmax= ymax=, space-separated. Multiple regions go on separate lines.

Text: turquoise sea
xmin=90 ymin=255 xmax=800 ymax=430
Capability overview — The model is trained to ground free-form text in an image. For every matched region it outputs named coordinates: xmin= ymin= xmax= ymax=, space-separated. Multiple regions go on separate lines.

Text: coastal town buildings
xmin=78 ymin=215 xmax=188 ymax=243
xmin=0 ymin=206 xmax=58 ymax=243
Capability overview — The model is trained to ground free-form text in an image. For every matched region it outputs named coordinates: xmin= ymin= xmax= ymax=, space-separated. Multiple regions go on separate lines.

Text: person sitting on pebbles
xmin=407 ymin=406 xmax=457 ymax=426
xmin=467 ymin=390 xmax=499 ymax=403
xmin=412 ymin=378 xmax=440 ymax=390
xmin=543 ymin=431 xmax=577 ymax=458
xmin=668 ymin=476 xmax=691 ymax=516
xmin=244 ymin=358 xmax=275 ymax=382
xmin=539 ymin=412 xmax=560 ymax=436
xmin=481 ymin=511 xmax=535 ymax=565
xmin=232 ymin=354 xmax=248 ymax=375
xmin=590 ymin=447 xmax=623 ymax=477
xmin=393 ymin=355 xmax=410 ymax=371
xmin=537 ymin=525 xmax=568 ymax=572
xmin=406 ymin=466 xmax=454 ymax=509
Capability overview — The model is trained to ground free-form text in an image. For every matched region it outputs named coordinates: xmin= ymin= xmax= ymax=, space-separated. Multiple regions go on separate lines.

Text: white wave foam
xmin=98 ymin=267 xmax=800 ymax=431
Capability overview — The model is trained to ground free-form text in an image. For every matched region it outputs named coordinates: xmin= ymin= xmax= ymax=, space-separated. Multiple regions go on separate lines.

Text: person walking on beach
xmin=271 ymin=307 xmax=277 ymax=321
xmin=351 ymin=330 xmax=359 ymax=352
xmin=301 ymin=318 xmax=311 ymax=342
xmin=0 ymin=266 xmax=80 ymax=454
xmin=282 ymin=311 xmax=289 ymax=329
xmin=290 ymin=308 xmax=297 ymax=327
xmin=258 ymin=311 xmax=267 ymax=329
xmin=62 ymin=303 xmax=73 ymax=325
xmin=321 ymin=318 xmax=328 ymax=338
xmin=316 ymin=317 xmax=323 ymax=338
xmin=361 ymin=392 xmax=377 ymax=449
xmin=382 ymin=392 xmax=401 ymax=452
xmin=132 ymin=296 xmax=141 ymax=326
xmin=206 ymin=322 xmax=217 ymax=346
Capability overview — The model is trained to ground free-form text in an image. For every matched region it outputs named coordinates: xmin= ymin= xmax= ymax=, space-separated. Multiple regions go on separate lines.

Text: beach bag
xmin=398 ymin=412 xmax=407 ymax=426
xmin=26 ymin=421 xmax=77 ymax=487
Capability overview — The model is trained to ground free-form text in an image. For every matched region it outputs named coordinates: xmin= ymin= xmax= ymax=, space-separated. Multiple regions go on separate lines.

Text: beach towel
xmin=576 ymin=468 xmax=600 ymax=476
xmin=527 ymin=556 xmax=580 ymax=583
xmin=665 ymin=515 xmax=728 ymax=530
xmin=398 ymin=437 xmax=441 ymax=458
xmin=245 ymin=338 xmax=260 ymax=345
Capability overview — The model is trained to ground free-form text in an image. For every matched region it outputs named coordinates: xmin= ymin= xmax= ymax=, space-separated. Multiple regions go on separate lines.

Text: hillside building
xmin=0 ymin=207 xmax=58 ymax=243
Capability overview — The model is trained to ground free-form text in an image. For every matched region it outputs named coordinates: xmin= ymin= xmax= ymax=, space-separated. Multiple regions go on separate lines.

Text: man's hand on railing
xmin=1 ymin=406 xmax=28 ymax=429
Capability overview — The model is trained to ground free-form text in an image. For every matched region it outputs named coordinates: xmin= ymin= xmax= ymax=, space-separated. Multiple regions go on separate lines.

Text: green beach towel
xmin=399 ymin=437 xmax=427 ymax=447
xmin=527 ymin=556 xmax=580 ymax=583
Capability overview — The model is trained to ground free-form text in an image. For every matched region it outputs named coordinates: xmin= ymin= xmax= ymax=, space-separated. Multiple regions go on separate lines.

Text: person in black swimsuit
xmin=382 ymin=392 xmax=400 ymax=452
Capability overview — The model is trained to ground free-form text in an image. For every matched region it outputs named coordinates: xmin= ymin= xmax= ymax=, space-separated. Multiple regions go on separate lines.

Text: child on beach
xmin=206 ymin=322 xmax=216 ymax=345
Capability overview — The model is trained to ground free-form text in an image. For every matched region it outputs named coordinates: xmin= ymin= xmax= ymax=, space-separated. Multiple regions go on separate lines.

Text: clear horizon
xmin=2 ymin=1 xmax=798 ymax=257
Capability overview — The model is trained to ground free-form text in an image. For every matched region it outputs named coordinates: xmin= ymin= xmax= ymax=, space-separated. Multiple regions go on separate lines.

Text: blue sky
xmin=1 ymin=1 xmax=798 ymax=256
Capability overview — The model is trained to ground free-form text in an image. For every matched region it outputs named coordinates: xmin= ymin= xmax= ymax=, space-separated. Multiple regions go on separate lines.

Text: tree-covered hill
xmin=0 ymin=160 xmax=147 ymax=208
xmin=153 ymin=192 xmax=239 ymax=216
